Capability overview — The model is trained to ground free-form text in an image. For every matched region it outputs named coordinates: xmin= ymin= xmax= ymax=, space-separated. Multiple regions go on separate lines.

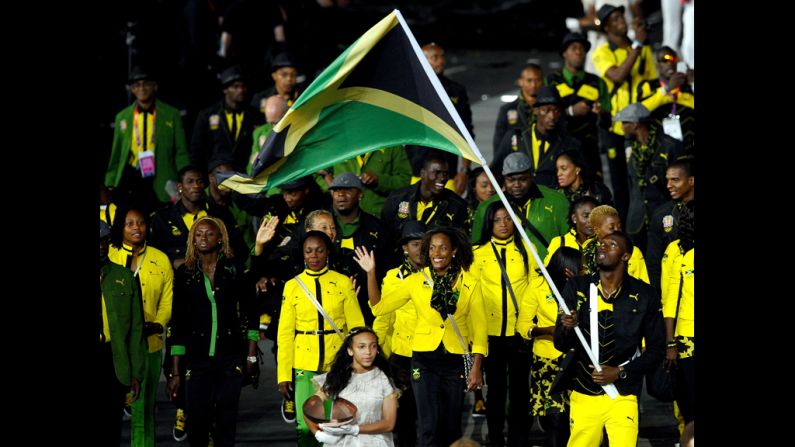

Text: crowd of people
xmin=98 ymin=2 xmax=695 ymax=446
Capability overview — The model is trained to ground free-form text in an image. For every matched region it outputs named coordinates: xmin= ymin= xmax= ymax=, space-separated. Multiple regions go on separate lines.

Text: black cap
xmin=207 ymin=156 xmax=236 ymax=173
xmin=271 ymin=52 xmax=297 ymax=72
xmin=560 ymin=32 xmax=591 ymax=56
xmin=280 ymin=176 xmax=310 ymax=190
xmin=399 ymin=221 xmax=426 ymax=245
xmin=100 ymin=220 xmax=112 ymax=240
xmin=533 ymin=85 xmax=562 ymax=107
xmin=219 ymin=65 xmax=245 ymax=87
xmin=127 ymin=66 xmax=153 ymax=85
xmin=596 ymin=4 xmax=625 ymax=30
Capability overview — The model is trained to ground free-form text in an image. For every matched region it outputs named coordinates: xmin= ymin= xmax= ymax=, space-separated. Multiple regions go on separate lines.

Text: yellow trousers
xmin=568 ymin=391 xmax=638 ymax=447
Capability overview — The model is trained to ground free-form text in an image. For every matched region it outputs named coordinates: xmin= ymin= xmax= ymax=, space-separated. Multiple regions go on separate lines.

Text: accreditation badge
xmin=507 ymin=109 xmax=518 ymax=125
xmin=398 ymin=201 xmax=409 ymax=219
xmin=138 ymin=150 xmax=156 ymax=178
xmin=662 ymin=214 xmax=674 ymax=233
xmin=662 ymin=114 xmax=683 ymax=141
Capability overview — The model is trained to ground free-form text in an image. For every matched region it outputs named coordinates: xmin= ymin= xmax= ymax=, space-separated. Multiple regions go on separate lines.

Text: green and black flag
xmin=218 ymin=9 xmax=481 ymax=194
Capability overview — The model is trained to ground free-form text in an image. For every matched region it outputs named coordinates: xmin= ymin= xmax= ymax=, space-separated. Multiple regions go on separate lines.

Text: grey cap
xmin=533 ymin=85 xmax=562 ymax=107
xmin=329 ymin=172 xmax=363 ymax=190
xmin=613 ymin=103 xmax=651 ymax=123
xmin=502 ymin=152 xmax=532 ymax=176
xmin=99 ymin=220 xmax=112 ymax=240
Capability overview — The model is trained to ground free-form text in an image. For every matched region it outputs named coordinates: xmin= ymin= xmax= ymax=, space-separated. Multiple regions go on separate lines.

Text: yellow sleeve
xmin=630 ymin=247 xmax=650 ymax=284
xmin=342 ymin=277 xmax=365 ymax=329
xmin=661 ymin=242 xmax=682 ymax=319
xmin=373 ymin=312 xmax=396 ymax=357
xmin=592 ymin=45 xmax=616 ymax=78
xmin=544 ymin=236 xmax=562 ymax=267
xmin=467 ymin=279 xmax=489 ymax=356
xmin=371 ymin=276 xmax=413 ymax=316
xmin=641 ymin=46 xmax=658 ymax=80
xmin=277 ymin=281 xmax=297 ymax=384
xmin=516 ymin=278 xmax=543 ymax=340
xmin=153 ymin=256 xmax=174 ymax=328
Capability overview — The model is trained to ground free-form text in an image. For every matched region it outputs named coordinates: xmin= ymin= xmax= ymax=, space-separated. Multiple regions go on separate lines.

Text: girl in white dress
xmin=307 ymin=327 xmax=405 ymax=446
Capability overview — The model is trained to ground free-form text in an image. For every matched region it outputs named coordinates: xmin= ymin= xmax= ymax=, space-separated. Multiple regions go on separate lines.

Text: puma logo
xmin=166 ymin=120 xmax=173 ymax=128
xmin=544 ymin=205 xmax=553 ymax=213
xmin=628 ymin=293 xmax=639 ymax=301
xmin=446 ymin=213 xmax=455 ymax=221
xmin=329 ymin=281 xmax=337 ymax=286
xmin=115 ymin=279 xmax=125 ymax=286
xmin=626 ymin=416 xmax=635 ymax=423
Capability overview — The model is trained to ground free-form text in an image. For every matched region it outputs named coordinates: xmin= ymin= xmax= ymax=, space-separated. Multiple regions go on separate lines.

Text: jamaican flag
xmin=219 ymin=9 xmax=481 ymax=194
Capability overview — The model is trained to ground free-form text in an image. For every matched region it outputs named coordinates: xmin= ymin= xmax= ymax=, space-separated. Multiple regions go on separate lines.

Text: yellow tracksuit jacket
xmin=470 ymin=237 xmax=539 ymax=337
xmin=372 ymin=266 xmax=419 ymax=358
xmin=371 ymin=268 xmax=488 ymax=356
xmin=277 ymin=266 xmax=365 ymax=383
xmin=516 ymin=275 xmax=564 ymax=359
xmin=661 ymin=242 xmax=694 ymax=337
xmin=108 ymin=243 xmax=173 ymax=352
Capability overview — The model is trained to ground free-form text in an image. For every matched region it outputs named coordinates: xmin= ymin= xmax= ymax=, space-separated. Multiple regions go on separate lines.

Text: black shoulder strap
xmin=490 ymin=242 xmax=519 ymax=317
xmin=517 ymin=210 xmax=549 ymax=248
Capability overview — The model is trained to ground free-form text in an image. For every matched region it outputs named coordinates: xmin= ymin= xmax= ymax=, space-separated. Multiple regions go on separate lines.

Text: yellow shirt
xmin=592 ymin=43 xmax=657 ymax=135
xmin=372 ymin=266 xmax=419 ymax=358
xmin=661 ymin=242 xmax=694 ymax=337
xmin=470 ymin=237 xmax=539 ymax=336
xmin=108 ymin=243 xmax=174 ymax=352
xmin=225 ymin=111 xmax=244 ymax=140
xmin=516 ymin=275 xmax=564 ymax=359
xmin=129 ymin=108 xmax=156 ymax=167
xmin=544 ymin=229 xmax=581 ymax=266
xmin=371 ymin=268 xmax=488 ymax=356
xmin=100 ymin=203 xmax=117 ymax=226
xmin=277 ymin=267 xmax=365 ymax=383
xmin=181 ymin=209 xmax=208 ymax=232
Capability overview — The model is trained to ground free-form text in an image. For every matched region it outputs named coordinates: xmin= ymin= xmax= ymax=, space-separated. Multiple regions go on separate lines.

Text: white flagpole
xmin=395 ymin=9 xmax=618 ymax=398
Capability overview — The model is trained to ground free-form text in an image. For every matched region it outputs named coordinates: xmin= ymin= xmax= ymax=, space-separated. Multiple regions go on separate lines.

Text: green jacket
xmin=101 ymin=262 xmax=147 ymax=386
xmin=250 ymin=123 xmax=274 ymax=175
xmin=470 ymin=184 xmax=569 ymax=260
xmin=331 ymin=146 xmax=412 ymax=216
xmin=105 ymin=100 xmax=190 ymax=203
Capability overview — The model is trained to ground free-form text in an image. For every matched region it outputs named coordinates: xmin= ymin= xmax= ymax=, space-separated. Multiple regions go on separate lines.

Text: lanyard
xmin=133 ymin=108 xmax=156 ymax=150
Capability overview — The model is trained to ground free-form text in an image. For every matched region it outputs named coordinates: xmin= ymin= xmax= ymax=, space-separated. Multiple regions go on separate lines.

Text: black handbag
xmin=645 ymin=271 xmax=683 ymax=402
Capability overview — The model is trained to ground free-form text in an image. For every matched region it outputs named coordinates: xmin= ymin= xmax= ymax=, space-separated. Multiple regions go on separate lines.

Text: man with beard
xmin=554 ymin=231 xmax=664 ymax=447
xmin=472 ymin=152 xmax=569 ymax=261
xmin=547 ymin=33 xmax=611 ymax=179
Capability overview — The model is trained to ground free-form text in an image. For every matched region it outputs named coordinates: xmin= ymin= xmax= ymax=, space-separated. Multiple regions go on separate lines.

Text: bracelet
xmin=666 ymin=340 xmax=677 ymax=348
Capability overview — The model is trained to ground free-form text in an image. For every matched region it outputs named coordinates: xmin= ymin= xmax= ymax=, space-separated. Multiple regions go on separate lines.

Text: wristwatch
xmin=247 ymin=355 xmax=258 ymax=364
xmin=618 ymin=365 xmax=627 ymax=380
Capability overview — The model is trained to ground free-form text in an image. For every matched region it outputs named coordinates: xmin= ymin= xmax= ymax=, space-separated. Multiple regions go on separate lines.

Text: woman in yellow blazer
xmin=371 ymin=220 xmax=425 ymax=447
xmin=354 ymin=227 xmax=487 ymax=447
xmin=109 ymin=206 xmax=173 ymax=447
xmin=517 ymin=246 xmax=582 ymax=447
xmin=661 ymin=201 xmax=694 ymax=425
xmin=277 ymin=230 xmax=365 ymax=447
xmin=470 ymin=201 xmax=539 ymax=445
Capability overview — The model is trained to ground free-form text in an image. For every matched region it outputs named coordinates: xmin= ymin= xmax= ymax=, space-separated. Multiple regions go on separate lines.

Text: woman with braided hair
xmin=353 ymin=227 xmax=487 ymax=447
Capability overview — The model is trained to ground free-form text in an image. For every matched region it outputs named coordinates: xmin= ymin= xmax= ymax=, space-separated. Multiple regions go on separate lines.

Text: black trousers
xmin=185 ymin=355 xmax=244 ymax=447
xmin=675 ymin=355 xmax=695 ymax=423
xmin=411 ymin=344 xmax=466 ymax=447
xmin=484 ymin=335 xmax=532 ymax=447
xmin=98 ymin=343 xmax=128 ymax=447
xmin=390 ymin=353 xmax=417 ymax=447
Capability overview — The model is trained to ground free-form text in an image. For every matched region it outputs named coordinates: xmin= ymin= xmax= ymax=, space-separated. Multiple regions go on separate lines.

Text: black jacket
xmin=493 ymin=96 xmax=534 ymax=154
xmin=627 ymin=131 xmax=685 ymax=235
xmin=190 ymin=100 xmax=264 ymax=172
xmin=170 ymin=256 xmax=257 ymax=363
xmin=491 ymin=125 xmax=582 ymax=189
xmin=646 ymin=200 xmax=685 ymax=292
xmin=554 ymin=273 xmax=665 ymax=397
xmin=148 ymin=200 xmax=249 ymax=266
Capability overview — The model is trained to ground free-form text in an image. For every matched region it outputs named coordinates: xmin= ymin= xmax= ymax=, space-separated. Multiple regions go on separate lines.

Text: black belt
xmin=295 ymin=329 xmax=337 ymax=335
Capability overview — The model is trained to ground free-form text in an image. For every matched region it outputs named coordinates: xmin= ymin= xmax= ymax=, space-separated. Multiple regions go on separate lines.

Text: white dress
xmin=314 ymin=367 xmax=398 ymax=447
